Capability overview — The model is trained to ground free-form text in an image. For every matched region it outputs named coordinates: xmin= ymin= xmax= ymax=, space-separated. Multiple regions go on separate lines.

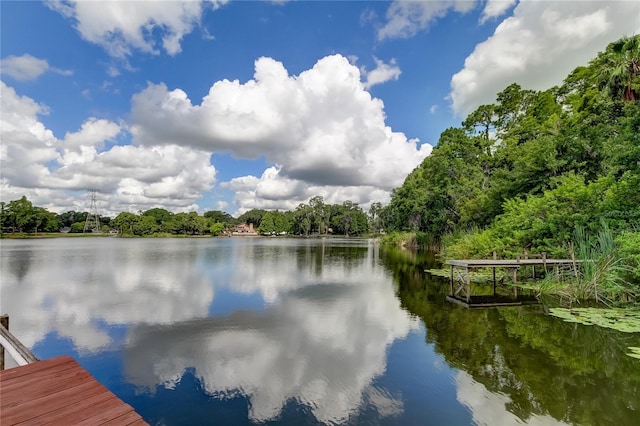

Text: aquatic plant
xmin=549 ymin=307 xmax=640 ymax=360
xmin=569 ymin=223 xmax=635 ymax=304
xmin=548 ymin=307 xmax=640 ymax=333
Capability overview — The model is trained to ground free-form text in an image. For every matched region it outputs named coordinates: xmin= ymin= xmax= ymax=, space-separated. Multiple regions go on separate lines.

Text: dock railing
xmin=0 ymin=314 xmax=38 ymax=370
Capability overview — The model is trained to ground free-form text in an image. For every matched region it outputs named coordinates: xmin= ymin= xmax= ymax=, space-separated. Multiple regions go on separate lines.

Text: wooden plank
xmin=1 ymin=358 xmax=81 ymax=392
xmin=1 ymin=364 xmax=92 ymax=405
xmin=0 ymin=356 xmax=73 ymax=382
xmin=0 ymin=356 xmax=148 ymax=426
xmin=76 ymin=401 xmax=138 ymax=425
xmin=122 ymin=420 xmax=148 ymax=426
xmin=2 ymin=380 xmax=103 ymax=416
xmin=1 ymin=381 xmax=105 ymax=424
xmin=2 ymin=374 xmax=98 ymax=410
xmin=17 ymin=391 xmax=119 ymax=426
xmin=126 ymin=419 xmax=150 ymax=426
xmin=99 ymin=410 xmax=147 ymax=426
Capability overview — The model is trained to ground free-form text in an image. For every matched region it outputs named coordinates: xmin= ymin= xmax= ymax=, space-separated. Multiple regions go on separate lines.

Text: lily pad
xmin=549 ymin=307 xmax=640 ymax=333
xmin=425 ymin=269 xmax=451 ymax=278
xmin=425 ymin=268 xmax=499 ymax=283
xmin=627 ymin=347 xmax=640 ymax=360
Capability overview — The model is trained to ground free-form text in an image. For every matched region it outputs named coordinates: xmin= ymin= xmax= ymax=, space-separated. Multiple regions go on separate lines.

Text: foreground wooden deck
xmin=0 ymin=355 xmax=148 ymax=425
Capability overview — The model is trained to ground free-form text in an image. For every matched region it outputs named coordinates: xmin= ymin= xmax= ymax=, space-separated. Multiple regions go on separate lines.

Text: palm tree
xmin=594 ymin=35 xmax=640 ymax=101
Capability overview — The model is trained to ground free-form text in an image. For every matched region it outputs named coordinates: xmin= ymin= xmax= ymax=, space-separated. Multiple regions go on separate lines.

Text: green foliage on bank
xmin=379 ymin=231 xmax=440 ymax=249
xmin=616 ymin=231 xmax=640 ymax=281
xmin=382 ymin=36 xmax=639 ymax=265
xmin=379 ymin=232 xmax=419 ymax=248
xmin=380 ymin=36 xmax=640 ymax=300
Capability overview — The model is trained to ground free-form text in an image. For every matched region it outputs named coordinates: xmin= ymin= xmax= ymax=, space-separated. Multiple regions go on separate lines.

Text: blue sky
xmin=1 ymin=1 xmax=638 ymax=217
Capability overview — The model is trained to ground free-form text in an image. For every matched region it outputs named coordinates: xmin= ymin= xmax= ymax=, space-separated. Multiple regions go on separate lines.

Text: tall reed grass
xmin=547 ymin=222 xmax=636 ymax=305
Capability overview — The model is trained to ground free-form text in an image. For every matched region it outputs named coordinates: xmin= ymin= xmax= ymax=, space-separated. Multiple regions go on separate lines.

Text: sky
xmin=1 ymin=0 xmax=639 ymax=217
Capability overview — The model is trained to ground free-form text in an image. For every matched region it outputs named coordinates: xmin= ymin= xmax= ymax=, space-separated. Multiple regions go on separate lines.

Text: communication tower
xmin=83 ymin=191 xmax=101 ymax=233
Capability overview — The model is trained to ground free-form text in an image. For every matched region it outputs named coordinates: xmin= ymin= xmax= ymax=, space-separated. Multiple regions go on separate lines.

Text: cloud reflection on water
xmin=0 ymin=239 xmax=214 ymax=351
xmin=0 ymin=238 xmax=417 ymax=423
xmin=124 ymin=241 xmax=418 ymax=424
xmin=455 ymin=370 xmax=569 ymax=426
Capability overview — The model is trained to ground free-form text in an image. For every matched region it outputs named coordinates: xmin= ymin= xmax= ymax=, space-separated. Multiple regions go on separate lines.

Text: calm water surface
xmin=1 ymin=238 xmax=638 ymax=425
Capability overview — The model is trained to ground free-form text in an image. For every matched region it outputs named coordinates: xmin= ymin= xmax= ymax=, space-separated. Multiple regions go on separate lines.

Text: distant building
xmin=232 ymin=223 xmax=258 ymax=236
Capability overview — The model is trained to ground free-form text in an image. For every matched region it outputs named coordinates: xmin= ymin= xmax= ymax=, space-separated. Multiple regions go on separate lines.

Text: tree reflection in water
xmin=382 ymin=247 xmax=640 ymax=426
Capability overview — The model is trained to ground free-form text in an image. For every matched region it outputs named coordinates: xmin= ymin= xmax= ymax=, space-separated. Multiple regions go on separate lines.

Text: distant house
xmin=232 ymin=223 xmax=258 ymax=236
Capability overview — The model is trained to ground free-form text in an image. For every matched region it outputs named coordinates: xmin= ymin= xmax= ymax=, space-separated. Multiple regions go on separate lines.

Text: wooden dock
xmin=445 ymin=254 xmax=579 ymax=306
xmin=446 ymin=294 xmax=539 ymax=309
xmin=0 ymin=316 xmax=148 ymax=425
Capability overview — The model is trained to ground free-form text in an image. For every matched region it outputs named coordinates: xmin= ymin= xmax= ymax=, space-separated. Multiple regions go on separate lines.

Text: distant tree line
xmin=1 ymin=195 xmax=382 ymax=237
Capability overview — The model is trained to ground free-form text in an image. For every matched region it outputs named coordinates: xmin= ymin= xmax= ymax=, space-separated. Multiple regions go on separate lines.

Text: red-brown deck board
xmin=0 ymin=355 xmax=148 ymax=425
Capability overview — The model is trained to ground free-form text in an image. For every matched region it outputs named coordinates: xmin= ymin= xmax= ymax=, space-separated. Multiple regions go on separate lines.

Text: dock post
xmin=466 ymin=267 xmax=471 ymax=303
xmin=532 ymin=251 xmax=536 ymax=279
xmin=449 ymin=265 xmax=454 ymax=296
xmin=493 ymin=267 xmax=496 ymax=296
xmin=0 ymin=315 xmax=8 ymax=371
xmin=491 ymin=252 xmax=497 ymax=295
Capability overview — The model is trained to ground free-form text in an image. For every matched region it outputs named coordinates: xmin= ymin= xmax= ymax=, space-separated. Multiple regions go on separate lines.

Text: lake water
xmin=1 ymin=237 xmax=638 ymax=425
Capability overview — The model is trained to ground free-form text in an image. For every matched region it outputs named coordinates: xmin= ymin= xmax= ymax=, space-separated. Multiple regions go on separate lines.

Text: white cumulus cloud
xmin=0 ymin=82 xmax=59 ymax=188
xmin=131 ymin=54 xmax=431 ymax=211
xmin=378 ymin=0 xmax=476 ymax=40
xmin=450 ymin=0 xmax=640 ymax=116
xmin=61 ymin=117 xmax=122 ymax=150
xmin=224 ymin=166 xmax=394 ymax=215
xmin=479 ymin=0 xmax=517 ymax=24
xmin=0 ymin=82 xmax=216 ymax=215
xmin=0 ymin=54 xmax=72 ymax=81
xmin=47 ymin=0 xmax=222 ymax=58
xmin=362 ymin=57 xmax=402 ymax=89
